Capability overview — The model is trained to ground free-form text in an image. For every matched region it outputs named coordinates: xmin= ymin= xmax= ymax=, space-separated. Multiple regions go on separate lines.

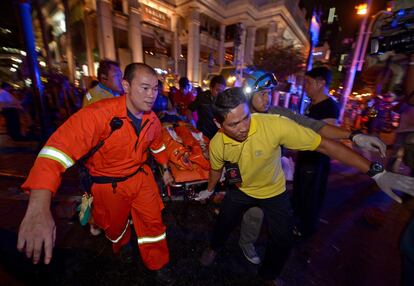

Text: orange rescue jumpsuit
xmin=22 ymin=96 xmax=169 ymax=270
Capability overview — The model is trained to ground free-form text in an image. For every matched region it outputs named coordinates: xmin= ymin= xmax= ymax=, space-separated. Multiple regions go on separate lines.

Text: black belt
xmin=91 ymin=165 xmax=148 ymax=193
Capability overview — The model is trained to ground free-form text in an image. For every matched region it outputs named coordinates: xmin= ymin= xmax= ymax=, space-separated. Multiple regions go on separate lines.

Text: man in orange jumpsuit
xmin=17 ymin=63 xmax=175 ymax=284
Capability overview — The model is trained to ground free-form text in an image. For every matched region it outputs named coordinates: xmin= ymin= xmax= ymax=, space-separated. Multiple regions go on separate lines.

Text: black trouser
xmin=211 ymin=188 xmax=293 ymax=280
xmin=401 ymin=214 xmax=414 ymax=286
xmin=292 ymin=160 xmax=330 ymax=238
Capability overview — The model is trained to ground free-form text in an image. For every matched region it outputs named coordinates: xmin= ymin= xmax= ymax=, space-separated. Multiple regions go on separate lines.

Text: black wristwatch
xmin=162 ymin=166 xmax=170 ymax=173
xmin=366 ymin=162 xmax=384 ymax=177
xmin=349 ymin=130 xmax=362 ymax=141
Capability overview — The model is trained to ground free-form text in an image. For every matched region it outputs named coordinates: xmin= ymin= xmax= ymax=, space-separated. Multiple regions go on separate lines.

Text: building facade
xmin=38 ymin=0 xmax=310 ymax=85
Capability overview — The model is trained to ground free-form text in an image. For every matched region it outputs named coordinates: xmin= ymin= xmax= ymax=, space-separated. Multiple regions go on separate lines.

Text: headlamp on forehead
xmin=244 ymin=86 xmax=253 ymax=94
xmin=244 ymin=72 xmax=278 ymax=96
xmin=253 ymin=73 xmax=278 ymax=92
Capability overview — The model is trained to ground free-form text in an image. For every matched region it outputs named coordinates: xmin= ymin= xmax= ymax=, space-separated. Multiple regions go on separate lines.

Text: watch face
xmin=367 ymin=162 xmax=385 ymax=177
xmin=372 ymin=162 xmax=384 ymax=172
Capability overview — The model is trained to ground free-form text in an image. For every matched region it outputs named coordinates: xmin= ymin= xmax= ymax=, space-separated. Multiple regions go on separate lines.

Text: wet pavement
xmin=0 ymin=133 xmax=413 ymax=286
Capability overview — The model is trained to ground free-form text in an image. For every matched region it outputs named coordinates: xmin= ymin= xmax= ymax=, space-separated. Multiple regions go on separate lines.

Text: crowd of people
xmin=0 ymin=74 xmax=85 ymax=140
xmin=4 ymin=58 xmax=414 ymax=285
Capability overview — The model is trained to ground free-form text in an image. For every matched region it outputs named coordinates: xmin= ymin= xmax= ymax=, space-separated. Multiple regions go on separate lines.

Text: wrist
xmin=367 ymin=162 xmax=385 ymax=177
xmin=28 ymin=189 xmax=52 ymax=209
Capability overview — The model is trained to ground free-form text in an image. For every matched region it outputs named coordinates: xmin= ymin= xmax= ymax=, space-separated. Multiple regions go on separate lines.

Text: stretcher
xmin=158 ymin=121 xmax=210 ymax=200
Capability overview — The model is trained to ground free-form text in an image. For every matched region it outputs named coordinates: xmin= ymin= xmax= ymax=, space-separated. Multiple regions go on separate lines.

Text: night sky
xmin=0 ymin=1 xmax=22 ymax=49
xmin=300 ymin=0 xmax=389 ymax=37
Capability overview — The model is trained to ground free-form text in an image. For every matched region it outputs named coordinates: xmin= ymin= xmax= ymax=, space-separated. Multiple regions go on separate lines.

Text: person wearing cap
xmin=237 ymin=72 xmax=389 ymax=265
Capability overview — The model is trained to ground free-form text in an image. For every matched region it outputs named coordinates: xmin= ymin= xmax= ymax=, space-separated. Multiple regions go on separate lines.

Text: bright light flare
xmin=11 ymin=57 xmax=22 ymax=63
xmin=355 ymin=3 xmax=368 ymax=15
xmin=227 ymin=76 xmax=236 ymax=84
xmin=244 ymin=86 xmax=252 ymax=94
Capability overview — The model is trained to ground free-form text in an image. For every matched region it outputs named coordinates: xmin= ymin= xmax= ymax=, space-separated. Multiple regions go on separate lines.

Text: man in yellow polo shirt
xmin=82 ymin=59 xmax=124 ymax=107
xmin=198 ymin=87 xmax=414 ymax=285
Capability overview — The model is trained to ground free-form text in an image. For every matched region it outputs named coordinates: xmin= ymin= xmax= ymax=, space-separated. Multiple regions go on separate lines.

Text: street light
xmin=356 ymin=4 xmax=368 ymax=15
xmin=339 ymin=0 xmax=372 ymax=123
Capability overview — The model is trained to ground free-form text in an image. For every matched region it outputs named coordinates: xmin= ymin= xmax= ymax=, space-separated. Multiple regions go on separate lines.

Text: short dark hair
xmin=179 ymin=77 xmax=190 ymax=88
xmin=123 ymin=63 xmax=157 ymax=84
xmin=210 ymin=75 xmax=226 ymax=89
xmin=97 ymin=59 xmax=120 ymax=82
xmin=305 ymin=66 xmax=332 ymax=88
xmin=212 ymin=87 xmax=246 ymax=124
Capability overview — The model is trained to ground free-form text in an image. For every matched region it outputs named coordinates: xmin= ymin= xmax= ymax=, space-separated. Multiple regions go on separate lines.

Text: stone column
xmin=244 ymin=26 xmax=256 ymax=66
xmin=96 ymin=0 xmax=116 ymax=60
xmin=172 ymin=13 xmax=181 ymax=74
xmin=284 ymin=92 xmax=291 ymax=108
xmin=84 ymin=12 xmax=95 ymax=76
xmin=235 ymin=22 xmax=246 ymax=70
xmin=186 ymin=8 xmax=200 ymax=84
xmin=63 ymin=0 xmax=75 ymax=82
xmin=272 ymin=90 xmax=280 ymax=106
xmin=52 ymin=35 xmax=61 ymax=63
xmin=266 ymin=21 xmax=277 ymax=48
xmin=128 ymin=4 xmax=143 ymax=62
xmin=218 ymin=24 xmax=226 ymax=68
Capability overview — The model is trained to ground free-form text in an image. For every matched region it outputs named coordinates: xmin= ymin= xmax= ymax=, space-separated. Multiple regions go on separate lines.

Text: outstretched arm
xmin=17 ymin=189 xmax=55 ymax=264
xmin=18 ymin=107 xmax=108 ymax=264
xmin=268 ymin=106 xmax=386 ymax=156
xmin=317 ymin=137 xmax=370 ymax=172
xmin=319 ymin=125 xmax=386 ymax=157
xmin=316 ymin=137 xmax=414 ymax=203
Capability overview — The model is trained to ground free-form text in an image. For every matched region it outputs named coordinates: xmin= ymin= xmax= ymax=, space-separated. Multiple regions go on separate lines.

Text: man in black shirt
xmin=188 ymin=75 xmax=226 ymax=139
xmin=292 ymin=67 xmax=340 ymax=238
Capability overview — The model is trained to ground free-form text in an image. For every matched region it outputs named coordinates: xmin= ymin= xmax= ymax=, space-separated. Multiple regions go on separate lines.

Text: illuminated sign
xmin=141 ymin=4 xmax=171 ymax=30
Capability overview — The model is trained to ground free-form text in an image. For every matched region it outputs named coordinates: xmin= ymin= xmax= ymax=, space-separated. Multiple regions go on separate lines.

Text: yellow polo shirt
xmin=82 ymin=84 xmax=116 ymax=107
xmin=209 ymin=113 xmax=321 ymax=199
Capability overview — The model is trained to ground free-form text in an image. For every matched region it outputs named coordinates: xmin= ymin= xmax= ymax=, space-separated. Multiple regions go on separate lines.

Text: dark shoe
xmin=148 ymin=267 xmax=175 ymax=286
xmin=119 ymin=243 xmax=135 ymax=264
xmin=239 ymin=243 xmax=261 ymax=264
xmin=200 ymin=247 xmax=217 ymax=266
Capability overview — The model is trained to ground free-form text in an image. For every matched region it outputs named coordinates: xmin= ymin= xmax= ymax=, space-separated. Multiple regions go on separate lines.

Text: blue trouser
xmin=211 ymin=188 xmax=293 ymax=280
xmin=401 ymin=215 xmax=414 ymax=286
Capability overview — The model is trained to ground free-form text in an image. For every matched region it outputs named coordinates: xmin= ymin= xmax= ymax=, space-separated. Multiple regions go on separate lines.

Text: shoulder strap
xmin=78 ymin=117 xmax=124 ymax=163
